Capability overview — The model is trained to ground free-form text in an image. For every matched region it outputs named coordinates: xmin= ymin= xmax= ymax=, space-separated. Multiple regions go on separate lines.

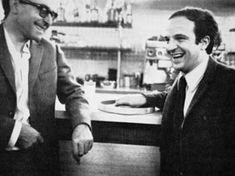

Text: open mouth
xmin=35 ymin=22 xmax=48 ymax=32
xmin=171 ymin=52 xmax=185 ymax=59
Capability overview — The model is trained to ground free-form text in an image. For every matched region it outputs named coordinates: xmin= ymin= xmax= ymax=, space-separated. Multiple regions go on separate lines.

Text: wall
xmin=61 ymin=7 xmax=235 ymax=80
xmin=63 ymin=49 xmax=145 ymax=79
xmin=1 ymin=2 xmax=235 ymax=80
xmin=50 ymin=8 xmax=173 ymax=80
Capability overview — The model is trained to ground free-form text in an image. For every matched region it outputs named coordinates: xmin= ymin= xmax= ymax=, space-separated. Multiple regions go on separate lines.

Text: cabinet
xmin=49 ymin=22 xmax=132 ymax=88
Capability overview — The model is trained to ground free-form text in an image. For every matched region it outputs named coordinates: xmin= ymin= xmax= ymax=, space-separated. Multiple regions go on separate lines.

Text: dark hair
xmin=2 ymin=0 xmax=10 ymax=19
xmin=169 ymin=7 xmax=220 ymax=54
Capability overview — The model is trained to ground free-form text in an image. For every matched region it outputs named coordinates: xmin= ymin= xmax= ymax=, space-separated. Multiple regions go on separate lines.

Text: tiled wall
xmin=63 ymin=49 xmax=145 ymax=80
xmin=52 ymin=7 xmax=235 ymax=82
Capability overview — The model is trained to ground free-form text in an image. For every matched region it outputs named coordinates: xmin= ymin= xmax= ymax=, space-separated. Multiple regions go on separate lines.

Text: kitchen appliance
xmin=143 ymin=37 xmax=173 ymax=91
xmin=212 ymin=43 xmax=226 ymax=63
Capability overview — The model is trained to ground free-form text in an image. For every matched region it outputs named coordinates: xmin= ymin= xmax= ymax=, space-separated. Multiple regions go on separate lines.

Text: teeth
xmin=35 ymin=22 xmax=47 ymax=31
xmin=172 ymin=53 xmax=183 ymax=58
xmin=36 ymin=25 xmax=42 ymax=30
xmin=40 ymin=25 xmax=46 ymax=30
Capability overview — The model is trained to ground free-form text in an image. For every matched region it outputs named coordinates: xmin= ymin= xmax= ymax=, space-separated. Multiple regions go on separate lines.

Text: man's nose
xmin=43 ymin=14 xmax=53 ymax=25
xmin=166 ymin=39 xmax=177 ymax=52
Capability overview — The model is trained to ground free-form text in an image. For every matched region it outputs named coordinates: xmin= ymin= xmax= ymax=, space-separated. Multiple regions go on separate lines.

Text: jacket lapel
xmin=185 ymin=58 xmax=217 ymax=118
xmin=0 ymin=24 xmax=16 ymax=93
xmin=28 ymin=40 xmax=44 ymax=94
xmin=162 ymin=80 xmax=178 ymax=118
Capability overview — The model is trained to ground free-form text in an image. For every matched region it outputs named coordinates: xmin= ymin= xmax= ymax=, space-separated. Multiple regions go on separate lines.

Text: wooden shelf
xmin=229 ymin=28 xmax=235 ymax=32
xmin=61 ymin=46 xmax=132 ymax=52
xmin=52 ymin=21 xmax=132 ymax=88
xmin=52 ymin=21 xmax=132 ymax=28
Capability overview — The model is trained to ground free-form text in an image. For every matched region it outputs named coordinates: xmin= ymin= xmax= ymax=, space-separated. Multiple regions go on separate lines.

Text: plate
xmin=98 ymin=100 xmax=155 ymax=115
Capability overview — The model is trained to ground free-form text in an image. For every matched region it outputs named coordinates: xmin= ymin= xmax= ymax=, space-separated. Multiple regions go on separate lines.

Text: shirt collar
xmin=179 ymin=55 xmax=209 ymax=92
xmin=22 ymin=41 xmax=30 ymax=55
xmin=3 ymin=26 xmax=31 ymax=59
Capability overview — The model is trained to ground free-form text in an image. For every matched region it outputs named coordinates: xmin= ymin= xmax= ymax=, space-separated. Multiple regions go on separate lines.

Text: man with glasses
xmin=0 ymin=0 xmax=93 ymax=176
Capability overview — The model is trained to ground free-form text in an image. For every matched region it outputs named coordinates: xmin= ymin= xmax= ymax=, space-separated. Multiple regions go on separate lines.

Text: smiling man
xmin=0 ymin=0 xmax=93 ymax=176
xmin=116 ymin=7 xmax=235 ymax=176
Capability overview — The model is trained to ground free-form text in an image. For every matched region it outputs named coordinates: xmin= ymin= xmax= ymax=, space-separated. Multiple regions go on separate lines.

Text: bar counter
xmin=56 ymin=90 xmax=162 ymax=176
xmin=56 ymin=90 xmax=162 ymax=145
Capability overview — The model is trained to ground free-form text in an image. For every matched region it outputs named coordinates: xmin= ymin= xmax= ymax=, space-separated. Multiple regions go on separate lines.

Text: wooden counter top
xmin=56 ymin=92 xmax=162 ymax=125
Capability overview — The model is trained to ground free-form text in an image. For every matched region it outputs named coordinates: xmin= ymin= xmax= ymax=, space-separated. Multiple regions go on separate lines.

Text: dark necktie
xmin=177 ymin=76 xmax=187 ymax=126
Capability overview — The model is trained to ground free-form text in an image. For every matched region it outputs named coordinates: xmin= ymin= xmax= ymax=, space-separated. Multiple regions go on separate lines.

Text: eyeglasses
xmin=19 ymin=0 xmax=58 ymax=20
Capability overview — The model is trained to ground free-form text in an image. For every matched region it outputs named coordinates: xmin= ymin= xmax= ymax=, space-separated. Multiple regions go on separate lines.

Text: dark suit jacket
xmin=0 ymin=24 xmax=91 ymax=176
xmin=144 ymin=58 xmax=235 ymax=176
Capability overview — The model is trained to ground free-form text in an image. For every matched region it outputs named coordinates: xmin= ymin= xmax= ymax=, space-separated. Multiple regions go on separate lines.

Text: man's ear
xmin=199 ymin=36 xmax=210 ymax=50
xmin=10 ymin=0 xmax=20 ymax=15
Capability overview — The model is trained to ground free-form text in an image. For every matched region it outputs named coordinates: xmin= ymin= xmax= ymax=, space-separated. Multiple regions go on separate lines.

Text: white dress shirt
xmin=179 ymin=55 xmax=209 ymax=117
xmin=4 ymin=27 xmax=31 ymax=150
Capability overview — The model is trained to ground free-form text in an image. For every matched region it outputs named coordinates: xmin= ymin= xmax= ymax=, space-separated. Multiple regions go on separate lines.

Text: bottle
xmin=125 ymin=3 xmax=132 ymax=25
xmin=73 ymin=8 xmax=80 ymax=22
xmin=107 ymin=0 xmax=115 ymax=22
xmin=90 ymin=0 xmax=99 ymax=22
xmin=85 ymin=0 xmax=91 ymax=22
xmin=56 ymin=2 xmax=66 ymax=22
xmin=114 ymin=0 xmax=124 ymax=23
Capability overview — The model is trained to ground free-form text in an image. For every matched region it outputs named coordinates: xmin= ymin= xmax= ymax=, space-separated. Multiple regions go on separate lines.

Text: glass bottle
xmin=73 ymin=8 xmax=80 ymax=22
xmin=85 ymin=0 xmax=91 ymax=22
xmin=56 ymin=2 xmax=66 ymax=22
xmin=125 ymin=3 xmax=132 ymax=25
xmin=90 ymin=0 xmax=99 ymax=22
xmin=107 ymin=0 xmax=115 ymax=22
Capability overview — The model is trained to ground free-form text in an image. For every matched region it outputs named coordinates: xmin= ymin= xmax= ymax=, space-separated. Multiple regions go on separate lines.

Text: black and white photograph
xmin=0 ymin=0 xmax=235 ymax=176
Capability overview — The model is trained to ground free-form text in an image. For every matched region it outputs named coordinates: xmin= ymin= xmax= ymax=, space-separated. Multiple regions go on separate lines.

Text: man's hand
xmin=72 ymin=124 xmax=93 ymax=163
xmin=115 ymin=94 xmax=147 ymax=107
xmin=16 ymin=123 xmax=44 ymax=149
